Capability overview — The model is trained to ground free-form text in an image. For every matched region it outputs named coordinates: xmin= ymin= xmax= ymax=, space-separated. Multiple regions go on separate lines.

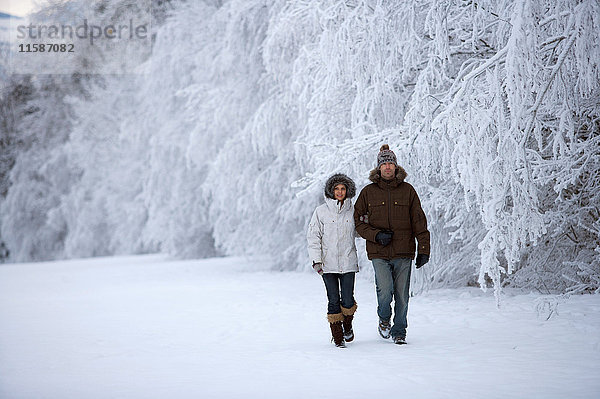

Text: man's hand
xmin=415 ymin=254 xmax=429 ymax=269
xmin=375 ymin=230 xmax=393 ymax=246
xmin=312 ymin=262 xmax=324 ymax=275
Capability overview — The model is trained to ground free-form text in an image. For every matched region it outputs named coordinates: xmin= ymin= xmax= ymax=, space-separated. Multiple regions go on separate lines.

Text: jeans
xmin=322 ymin=272 xmax=356 ymax=314
xmin=372 ymin=258 xmax=412 ymax=338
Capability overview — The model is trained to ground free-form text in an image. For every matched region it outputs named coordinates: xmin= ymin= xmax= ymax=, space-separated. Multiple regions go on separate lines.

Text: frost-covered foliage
xmin=1 ymin=0 xmax=598 ymax=296
xmin=0 ymin=72 xmax=91 ymax=261
xmin=395 ymin=0 xmax=600 ymax=297
xmin=0 ymin=0 xmax=180 ymax=260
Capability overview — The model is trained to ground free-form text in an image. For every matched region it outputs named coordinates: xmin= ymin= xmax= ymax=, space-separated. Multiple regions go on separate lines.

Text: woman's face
xmin=334 ymin=184 xmax=347 ymax=201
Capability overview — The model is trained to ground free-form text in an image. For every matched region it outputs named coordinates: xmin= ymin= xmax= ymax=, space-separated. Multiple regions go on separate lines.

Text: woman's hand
xmin=312 ymin=262 xmax=324 ymax=276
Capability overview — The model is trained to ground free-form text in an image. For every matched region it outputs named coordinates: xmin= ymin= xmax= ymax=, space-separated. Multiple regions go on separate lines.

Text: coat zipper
xmin=387 ymin=187 xmax=392 ymax=230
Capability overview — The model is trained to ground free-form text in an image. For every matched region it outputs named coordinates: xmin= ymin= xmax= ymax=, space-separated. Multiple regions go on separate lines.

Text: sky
xmin=0 ymin=0 xmax=42 ymax=17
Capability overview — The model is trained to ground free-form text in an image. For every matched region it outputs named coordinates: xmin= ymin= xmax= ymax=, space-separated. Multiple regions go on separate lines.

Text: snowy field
xmin=1 ymin=255 xmax=599 ymax=399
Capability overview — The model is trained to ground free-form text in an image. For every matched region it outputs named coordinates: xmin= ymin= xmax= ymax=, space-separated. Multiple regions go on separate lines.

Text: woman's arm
xmin=306 ymin=207 xmax=324 ymax=264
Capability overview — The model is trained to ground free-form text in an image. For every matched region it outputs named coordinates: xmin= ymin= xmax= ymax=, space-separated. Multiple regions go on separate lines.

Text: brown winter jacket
xmin=353 ymin=167 xmax=430 ymax=260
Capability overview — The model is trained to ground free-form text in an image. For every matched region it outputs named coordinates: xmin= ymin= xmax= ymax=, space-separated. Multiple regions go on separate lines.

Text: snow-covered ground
xmin=1 ymin=255 xmax=599 ymax=399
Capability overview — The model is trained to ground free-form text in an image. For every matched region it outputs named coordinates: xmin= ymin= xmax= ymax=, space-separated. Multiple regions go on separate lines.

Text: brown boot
xmin=342 ymin=315 xmax=354 ymax=342
xmin=327 ymin=313 xmax=345 ymax=348
xmin=341 ymin=303 xmax=357 ymax=342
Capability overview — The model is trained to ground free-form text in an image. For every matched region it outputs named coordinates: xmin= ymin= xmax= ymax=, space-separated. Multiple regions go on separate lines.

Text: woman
xmin=307 ymin=173 xmax=358 ymax=348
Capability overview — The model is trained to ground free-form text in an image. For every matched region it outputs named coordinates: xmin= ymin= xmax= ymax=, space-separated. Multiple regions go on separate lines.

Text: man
xmin=354 ymin=144 xmax=430 ymax=345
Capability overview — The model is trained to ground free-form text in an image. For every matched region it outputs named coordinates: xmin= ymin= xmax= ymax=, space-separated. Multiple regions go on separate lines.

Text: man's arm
xmin=410 ymin=187 xmax=430 ymax=255
xmin=353 ymin=187 xmax=379 ymax=242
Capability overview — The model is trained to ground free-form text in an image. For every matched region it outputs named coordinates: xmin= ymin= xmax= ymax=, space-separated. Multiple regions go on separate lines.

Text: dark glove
xmin=312 ymin=262 xmax=324 ymax=276
xmin=375 ymin=230 xmax=393 ymax=246
xmin=415 ymin=254 xmax=429 ymax=269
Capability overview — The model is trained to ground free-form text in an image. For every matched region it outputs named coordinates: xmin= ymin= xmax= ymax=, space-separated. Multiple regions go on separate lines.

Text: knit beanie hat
xmin=324 ymin=173 xmax=356 ymax=199
xmin=377 ymin=144 xmax=397 ymax=168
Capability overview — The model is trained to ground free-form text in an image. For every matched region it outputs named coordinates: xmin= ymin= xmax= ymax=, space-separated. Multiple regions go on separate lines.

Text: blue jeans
xmin=322 ymin=272 xmax=356 ymax=314
xmin=372 ymin=258 xmax=412 ymax=338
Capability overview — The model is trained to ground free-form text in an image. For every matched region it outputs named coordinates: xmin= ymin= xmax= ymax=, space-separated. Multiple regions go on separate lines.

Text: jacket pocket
xmin=322 ymin=218 xmax=337 ymax=244
xmin=391 ymin=199 xmax=411 ymax=228
xmin=368 ymin=201 xmax=387 ymax=228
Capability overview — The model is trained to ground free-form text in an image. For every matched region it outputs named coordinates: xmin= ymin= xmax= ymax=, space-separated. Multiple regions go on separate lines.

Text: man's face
xmin=333 ymin=184 xmax=347 ymax=201
xmin=380 ymin=162 xmax=396 ymax=180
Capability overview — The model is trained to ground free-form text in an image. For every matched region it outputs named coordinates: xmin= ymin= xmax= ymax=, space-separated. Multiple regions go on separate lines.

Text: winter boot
xmin=328 ymin=313 xmax=346 ymax=348
xmin=378 ymin=318 xmax=391 ymax=339
xmin=393 ymin=336 xmax=407 ymax=345
xmin=341 ymin=302 xmax=357 ymax=342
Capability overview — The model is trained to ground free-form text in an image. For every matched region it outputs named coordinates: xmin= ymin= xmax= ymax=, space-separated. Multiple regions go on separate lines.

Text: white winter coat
xmin=307 ymin=197 xmax=359 ymax=274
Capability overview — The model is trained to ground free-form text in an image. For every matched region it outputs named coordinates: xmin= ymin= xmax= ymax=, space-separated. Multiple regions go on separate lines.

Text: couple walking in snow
xmin=307 ymin=144 xmax=431 ymax=348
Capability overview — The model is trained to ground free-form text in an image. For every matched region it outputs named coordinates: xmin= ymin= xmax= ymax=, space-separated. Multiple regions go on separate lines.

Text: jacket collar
xmin=368 ymin=166 xmax=407 ymax=189
xmin=324 ymin=197 xmax=351 ymax=213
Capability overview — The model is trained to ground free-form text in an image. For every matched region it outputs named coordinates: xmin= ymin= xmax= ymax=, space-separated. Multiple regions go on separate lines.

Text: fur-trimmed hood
xmin=368 ymin=166 xmax=407 ymax=183
xmin=324 ymin=174 xmax=356 ymax=199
